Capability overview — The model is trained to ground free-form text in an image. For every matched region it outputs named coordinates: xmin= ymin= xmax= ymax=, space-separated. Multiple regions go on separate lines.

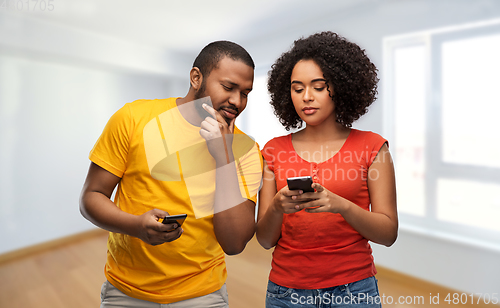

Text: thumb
xmin=228 ymin=118 xmax=236 ymax=133
xmin=151 ymin=209 xmax=169 ymax=221
xmin=312 ymin=183 xmax=324 ymax=192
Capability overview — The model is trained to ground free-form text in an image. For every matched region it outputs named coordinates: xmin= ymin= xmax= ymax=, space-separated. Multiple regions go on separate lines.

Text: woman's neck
xmin=295 ymin=119 xmax=350 ymax=143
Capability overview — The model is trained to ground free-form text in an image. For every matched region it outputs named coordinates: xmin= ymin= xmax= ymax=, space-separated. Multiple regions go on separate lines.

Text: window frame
xmin=383 ymin=20 xmax=500 ymax=250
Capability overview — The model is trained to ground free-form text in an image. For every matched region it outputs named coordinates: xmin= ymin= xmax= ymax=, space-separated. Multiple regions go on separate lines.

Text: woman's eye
xmin=293 ymin=89 xmax=303 ymax=93
xmin=315 ymin=87 xmax=325 ymax=91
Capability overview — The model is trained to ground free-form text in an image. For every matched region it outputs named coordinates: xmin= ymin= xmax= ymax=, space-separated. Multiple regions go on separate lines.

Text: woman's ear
xmin=190 ymin=67 xmax=203 ymax=90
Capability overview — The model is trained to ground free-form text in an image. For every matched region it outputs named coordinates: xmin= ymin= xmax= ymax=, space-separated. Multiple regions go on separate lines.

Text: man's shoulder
xmin=125 ymin=97 xmax=177 ymax=113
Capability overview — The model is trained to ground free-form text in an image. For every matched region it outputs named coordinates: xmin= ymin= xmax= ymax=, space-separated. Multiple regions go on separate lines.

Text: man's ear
xmin=190 ymin=67 xmax=203 ymax=90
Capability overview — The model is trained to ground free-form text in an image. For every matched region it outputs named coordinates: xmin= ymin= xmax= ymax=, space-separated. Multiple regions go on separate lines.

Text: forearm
xmin=212 ymin=158 xmax=255 ymax=255
xmin=80 ymin=190 xmax=140 ymax=237
xmin=340 ymin=199 xmax=398 ymax=247
xmin=256 ymin=200 xmax=283 ymax=249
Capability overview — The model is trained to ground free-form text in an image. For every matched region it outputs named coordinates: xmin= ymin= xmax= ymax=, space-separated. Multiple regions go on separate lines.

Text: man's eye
xmin=222 ymin=84 xmax=232 ymax=91
xmin=241 ymin=92 xmax=248 ymax=98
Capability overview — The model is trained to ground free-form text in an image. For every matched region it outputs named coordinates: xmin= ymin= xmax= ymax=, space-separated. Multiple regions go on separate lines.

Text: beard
xmin=193 ymin=81 xmax=214 ymax=121
xmin=193 ymin=81 xmax=239 ymax=125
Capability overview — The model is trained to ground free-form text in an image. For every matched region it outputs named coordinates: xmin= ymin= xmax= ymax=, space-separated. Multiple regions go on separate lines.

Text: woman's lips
xmin=302 ymin=108 xmax=318 ymax=115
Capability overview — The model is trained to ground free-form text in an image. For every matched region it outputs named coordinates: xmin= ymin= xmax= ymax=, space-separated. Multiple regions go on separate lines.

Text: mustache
xmin=218 ymin=105 xmax=239 ymax=114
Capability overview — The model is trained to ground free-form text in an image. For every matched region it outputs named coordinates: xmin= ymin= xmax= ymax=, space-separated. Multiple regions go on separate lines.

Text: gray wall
xmin=0 ymin=14 xmax=187 ymax=253
xmin=1 ymin=0 xmax=499 ymax=297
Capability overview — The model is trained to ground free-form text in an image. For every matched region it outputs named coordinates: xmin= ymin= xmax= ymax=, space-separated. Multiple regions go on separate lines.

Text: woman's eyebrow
xmin=291 ymin=78 xmax=327 ymax=85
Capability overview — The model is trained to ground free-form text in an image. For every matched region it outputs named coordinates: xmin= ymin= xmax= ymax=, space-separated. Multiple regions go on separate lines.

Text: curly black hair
xmin=268 ymin=31 xmax=378 ymax=130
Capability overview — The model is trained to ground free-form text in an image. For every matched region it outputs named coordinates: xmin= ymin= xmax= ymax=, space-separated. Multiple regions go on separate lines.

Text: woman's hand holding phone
xmin=272 ymin=177 xmax=317 ymax=214
xmin=298 ymin=183 xmax=349 ymax=214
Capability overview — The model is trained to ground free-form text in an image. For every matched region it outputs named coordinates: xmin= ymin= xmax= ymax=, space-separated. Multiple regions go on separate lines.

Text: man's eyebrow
xmin=223 ymin=80 xmax=252 ymax=92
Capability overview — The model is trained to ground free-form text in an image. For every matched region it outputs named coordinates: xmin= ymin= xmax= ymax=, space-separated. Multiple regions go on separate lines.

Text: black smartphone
xmin=162 ymin=214 xmax=187 ymax=230
xmin=287 ymin=176 xmax=314 ymax=192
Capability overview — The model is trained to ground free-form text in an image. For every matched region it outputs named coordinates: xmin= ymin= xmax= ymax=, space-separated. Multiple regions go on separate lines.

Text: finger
xmin=202 ymin=103 xmax=218 ymax=118
xmin=200 ymin=120 xmax=219 ymax=134
xmin=203 ymin=116 xmax=219 ymax=127
xmin=165 ymin=227 xmax=183 ymax=242
xmin=305 ymin=206 xmax=326 ymax=213
xmin=151 ymin=209 xmax=169 ymax=220
xmin=281 ymin=187 xmax=303 ymax=197
xmin=299 ymin=192 xmax=320 ymax=200
xmin=203 ymin=103 xmax=228 ymax=128
xmin=297 ymin=199 xmax=321 ymax=209
xmin=155 ymin=219 xmax=177 ymax=231
xmin=199 ymin=129 xmax=211 ymax=140
xmin=228 ymin=118 xmax=236 ymax=133
xmin=312 ymin=183 xmax=324 ymax=192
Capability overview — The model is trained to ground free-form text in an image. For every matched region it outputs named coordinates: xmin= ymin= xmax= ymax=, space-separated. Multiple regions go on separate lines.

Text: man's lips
xmin=220 ymin=107 xmax=238 ymax=119
xmin=302 ymin=107 xmax=318 ymax=115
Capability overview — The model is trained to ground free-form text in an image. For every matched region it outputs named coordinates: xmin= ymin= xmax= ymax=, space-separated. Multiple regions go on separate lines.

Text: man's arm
xmin=212 ymin=160 xmax=256 ymax=255
xmin=199 ymin=104 xmax=260 ymax=255
xmin=79 ymin=162 xmax=182 ymax=246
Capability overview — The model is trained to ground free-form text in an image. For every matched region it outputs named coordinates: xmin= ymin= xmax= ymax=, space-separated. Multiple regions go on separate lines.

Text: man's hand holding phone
xmin=134 ymin=209 xmax=184 ymax=246
xmin=162 ymin=214 xmax=187 ymax=231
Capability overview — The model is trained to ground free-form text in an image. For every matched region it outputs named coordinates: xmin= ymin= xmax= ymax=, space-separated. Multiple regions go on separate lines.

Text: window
xmin=384 ymin=20 xmax=500 ymax=246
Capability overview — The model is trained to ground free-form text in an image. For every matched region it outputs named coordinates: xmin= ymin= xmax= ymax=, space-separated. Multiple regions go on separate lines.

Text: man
xmin=80 ymin=41 xmax=262 ymax=307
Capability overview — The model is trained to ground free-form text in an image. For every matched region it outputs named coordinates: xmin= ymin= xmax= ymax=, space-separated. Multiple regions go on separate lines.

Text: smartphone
xmin=162 ymin=214 xmax=187 ymax=230
xmin=287 ymin=176 xmax=314 ymax=192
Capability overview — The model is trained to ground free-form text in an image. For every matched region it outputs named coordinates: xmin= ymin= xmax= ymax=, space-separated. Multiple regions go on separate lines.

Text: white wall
xmin=0 ymin=14 xmax=188 ymax=254
xmin=240 ymin=0 xmax=500 ymax=296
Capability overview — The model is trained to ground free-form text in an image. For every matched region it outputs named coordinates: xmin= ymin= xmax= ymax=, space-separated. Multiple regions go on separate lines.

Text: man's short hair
xmin=193 ymin=41 xmax=255 ymax=78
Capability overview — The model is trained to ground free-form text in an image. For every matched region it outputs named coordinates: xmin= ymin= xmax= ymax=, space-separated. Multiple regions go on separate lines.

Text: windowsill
xmin=399 ymin=222 xmax=500 ymax=254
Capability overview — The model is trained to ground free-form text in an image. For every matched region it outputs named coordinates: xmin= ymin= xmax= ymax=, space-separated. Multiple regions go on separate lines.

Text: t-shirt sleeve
xmin=365 ymin=131 xmax=389 ymax=167
xmin=89 ymin=104 xmax=131 ymax=177
xmin=236 ymin=141 xmax=263 ymax=204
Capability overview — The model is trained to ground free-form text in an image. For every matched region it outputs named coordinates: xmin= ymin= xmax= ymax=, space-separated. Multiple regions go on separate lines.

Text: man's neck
xmin=175 ymin=94 xmax=211 ymax=127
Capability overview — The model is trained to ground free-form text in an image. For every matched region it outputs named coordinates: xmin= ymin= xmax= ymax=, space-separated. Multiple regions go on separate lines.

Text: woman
xmin=256 ymin=31 xmax=398 ymax=307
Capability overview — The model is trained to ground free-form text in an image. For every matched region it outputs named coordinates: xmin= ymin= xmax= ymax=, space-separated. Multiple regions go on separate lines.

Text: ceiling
xmin=13 ymin=0 xmax=370 ymax=57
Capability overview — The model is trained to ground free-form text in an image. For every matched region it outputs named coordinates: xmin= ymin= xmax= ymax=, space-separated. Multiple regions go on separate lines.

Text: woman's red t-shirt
xmin=261 ymin=129 xmax=388 ymax=289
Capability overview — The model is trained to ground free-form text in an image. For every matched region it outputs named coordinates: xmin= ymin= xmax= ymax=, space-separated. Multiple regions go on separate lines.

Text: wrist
xmin=271 ymin=197 xmax=285 ymax=215
xmin=337 ymin=198 xmax=352 ymax=216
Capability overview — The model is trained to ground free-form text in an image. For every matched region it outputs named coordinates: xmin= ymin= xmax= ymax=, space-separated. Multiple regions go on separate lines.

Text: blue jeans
xmin=266 ymin=276 xmax=382 ymax=308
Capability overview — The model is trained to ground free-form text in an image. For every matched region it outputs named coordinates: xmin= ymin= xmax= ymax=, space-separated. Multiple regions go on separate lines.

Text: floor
xmin=0 ymin=231 xmax=497 ymax=307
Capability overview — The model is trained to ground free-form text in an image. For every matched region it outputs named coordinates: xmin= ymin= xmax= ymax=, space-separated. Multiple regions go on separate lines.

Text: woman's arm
xmin=256 ymin=160 xmax=305 ymax=249
xmin=300 ymin=144 xmax=398 ymax=246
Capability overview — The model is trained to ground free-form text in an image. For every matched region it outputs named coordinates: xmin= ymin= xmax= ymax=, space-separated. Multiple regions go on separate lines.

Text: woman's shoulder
xmin=351 ymin=129 xmax=387 ymax=143
xmin=263 ymin=133 xmax=292 ymax=149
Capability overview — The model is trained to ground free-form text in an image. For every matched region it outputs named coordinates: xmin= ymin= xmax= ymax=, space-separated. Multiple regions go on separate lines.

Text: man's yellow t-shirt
xmin=89 ymin=97 xmax=262 ymax=304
